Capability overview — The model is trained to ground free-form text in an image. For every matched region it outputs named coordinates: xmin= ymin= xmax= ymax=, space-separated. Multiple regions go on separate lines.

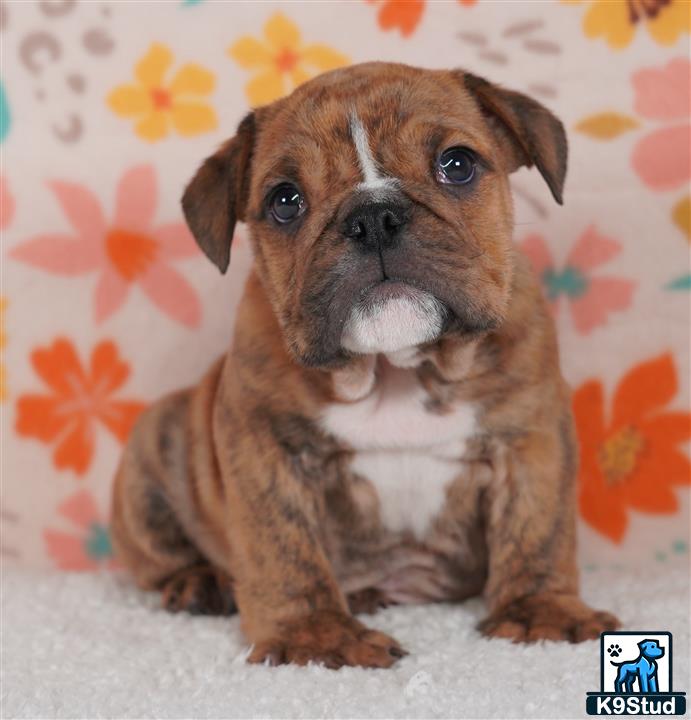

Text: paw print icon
xmin=607 ymin=643 xmax=622 ymax=657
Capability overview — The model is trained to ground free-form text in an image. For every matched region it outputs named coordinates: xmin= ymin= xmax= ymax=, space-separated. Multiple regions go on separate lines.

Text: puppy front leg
xmin=220 ymin=436 xmax=405 ymax=668
xmin=479 ymin=426 xmax=619 ymax=643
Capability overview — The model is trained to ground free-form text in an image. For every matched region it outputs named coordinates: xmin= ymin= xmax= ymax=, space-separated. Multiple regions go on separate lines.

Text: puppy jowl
xmin=111 ymin=62 xmax=618 ymax=669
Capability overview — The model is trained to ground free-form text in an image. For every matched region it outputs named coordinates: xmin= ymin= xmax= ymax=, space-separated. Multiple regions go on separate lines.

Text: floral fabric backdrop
xmin=1 ymin=0 xmax=689 ymax=573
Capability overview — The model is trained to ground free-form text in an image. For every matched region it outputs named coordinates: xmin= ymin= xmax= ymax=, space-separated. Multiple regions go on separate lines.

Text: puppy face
xmin=639 ymin=640 xmax=664 ymax=659
xmin=183 ymin=63 xmax=567 ymax=367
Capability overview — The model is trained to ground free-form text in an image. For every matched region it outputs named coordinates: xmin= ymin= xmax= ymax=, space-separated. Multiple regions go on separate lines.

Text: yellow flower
xmin=0 ymin=297 xmax=7 ymax=401
xmin=565 ymin=0 xmax=691 ymax=49
xmin=229 ymin=13 xmax=349 ymax=106
xmin=107 ymin=43 xmax=217 ymax=142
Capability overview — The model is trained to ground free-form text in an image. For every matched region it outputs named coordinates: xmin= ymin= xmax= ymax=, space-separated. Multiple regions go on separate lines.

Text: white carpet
xmin=2 ymin=561 xmax=689 ymax=719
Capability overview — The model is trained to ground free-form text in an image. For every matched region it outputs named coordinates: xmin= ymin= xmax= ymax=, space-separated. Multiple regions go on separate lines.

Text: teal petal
xmin=84 ymin=523 xmax=113 ymax=561
xmin=0 ymin=81 xmax=10 ymax=143
xmin=672 ymin=539 xmax=688 ymax=554
xmin=182 ymin=0 xmax=204 ymax=5
xmin=543 ymin=266 xmax=589 ymax=300
xmin=666 ymin=274 xmax=691 ymax=291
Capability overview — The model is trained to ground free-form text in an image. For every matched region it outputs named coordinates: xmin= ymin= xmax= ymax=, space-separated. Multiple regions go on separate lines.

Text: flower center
xmin=106 ymin=228 xmax=158 ymax=281
xmin=85 ymin=522 xmax=113 ymax=560
xmin=598 ymin=426 xmax=645 ymax=485
xmin=150 ymin=87 xmax=172 ymax=110
xmin=542 ymin=266 xmax=589 ymax=300
xmin=627 ymin=0 xmax=670 ymax=23
xmin=57 ymin=372 xmax=113 ymax=420
xmin=274 ymin=47 xmax=299 ymax=73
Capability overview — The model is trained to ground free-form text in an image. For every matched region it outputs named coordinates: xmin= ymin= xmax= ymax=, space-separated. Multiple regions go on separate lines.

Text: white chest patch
xmin=320 ymin=364 xmax=477 ymax=537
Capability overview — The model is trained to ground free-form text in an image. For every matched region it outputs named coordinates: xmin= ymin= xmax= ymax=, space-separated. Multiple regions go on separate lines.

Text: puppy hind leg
xmin=111 ymin=393 xmax=236 ymax=616
xmin=112 ymin=460 xmax=237 ymax=615
xmin=111 ymin=455 xmax=201 ymax=587
xmin=161 ymin=564 xmax=236 ymax=616
xmin=346 ymin=587 xmax=395 ymax=615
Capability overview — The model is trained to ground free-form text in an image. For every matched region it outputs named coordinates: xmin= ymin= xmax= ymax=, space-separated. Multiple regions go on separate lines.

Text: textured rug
xmin=2 ymin=560 xmax=688 ymax=719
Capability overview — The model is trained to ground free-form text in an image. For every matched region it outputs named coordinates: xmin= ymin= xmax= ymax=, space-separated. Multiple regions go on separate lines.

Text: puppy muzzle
xmin=341 ymin=280 xmax=445 ymax=354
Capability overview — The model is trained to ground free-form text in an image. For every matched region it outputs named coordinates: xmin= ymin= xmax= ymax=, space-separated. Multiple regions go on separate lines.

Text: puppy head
xmin=182 ymin=63 xmax=567 ymax=367
xmin=639 ymin=640 xmax=664 ymax=659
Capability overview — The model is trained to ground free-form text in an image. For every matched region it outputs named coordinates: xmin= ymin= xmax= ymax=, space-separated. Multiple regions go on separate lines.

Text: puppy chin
xmin=341 ymin=284 xmax=444 ymax=355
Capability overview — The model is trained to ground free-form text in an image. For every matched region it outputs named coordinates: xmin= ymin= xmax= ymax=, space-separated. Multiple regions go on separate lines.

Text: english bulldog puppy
xmin=111 ymin=62 xmax=619 ymax=669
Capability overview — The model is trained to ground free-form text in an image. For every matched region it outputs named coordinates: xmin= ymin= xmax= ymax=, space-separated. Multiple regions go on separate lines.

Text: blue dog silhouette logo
xmin=586 ymin=632 xmax=686 ymax=715
xmin=610 ymin=639 xmax=664 ymax=693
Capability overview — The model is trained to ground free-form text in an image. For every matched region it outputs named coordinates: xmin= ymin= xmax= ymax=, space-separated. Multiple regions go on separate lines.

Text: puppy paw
xmin=160 ymin=565 xmax=236 ymax=616
xmin=347 ymin=587 xmax=395 ymax=615
xmin=478 ymin=593 xmax=619 ymax=643
xmin=247 ymin=610 xmax=406 ymax=669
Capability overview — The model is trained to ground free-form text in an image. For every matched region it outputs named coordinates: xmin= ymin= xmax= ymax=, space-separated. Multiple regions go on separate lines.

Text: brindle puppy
xmin=111 ymin=62 xmax=619 ymax=669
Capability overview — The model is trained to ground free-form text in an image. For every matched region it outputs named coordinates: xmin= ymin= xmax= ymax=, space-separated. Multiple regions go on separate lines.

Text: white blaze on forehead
xmin=349 ymin=112 xmax=399 ymax=192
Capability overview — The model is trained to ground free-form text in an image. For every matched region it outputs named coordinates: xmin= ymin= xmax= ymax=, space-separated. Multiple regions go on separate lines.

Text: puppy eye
xmin=269 ymin=183 xmax=305 ymax=223
xmin=436 ymin=147 xmax=476 ymax=185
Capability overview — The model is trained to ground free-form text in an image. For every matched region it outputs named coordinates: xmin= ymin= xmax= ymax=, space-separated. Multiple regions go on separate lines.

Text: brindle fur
xmin=112 ymin=63 xmax=618 ymax=669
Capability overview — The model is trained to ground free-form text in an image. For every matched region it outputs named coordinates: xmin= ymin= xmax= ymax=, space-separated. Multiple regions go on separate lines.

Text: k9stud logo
xmin=586 ymin=632 xmax=686 ymax=716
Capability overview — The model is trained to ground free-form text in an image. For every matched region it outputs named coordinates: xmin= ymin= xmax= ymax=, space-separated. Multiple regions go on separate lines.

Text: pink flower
xmin=520 ymin=225 xmax=636 ymax=335
xmin=631 ymin=58 xmax=690 ymax=191
xmin=44 ymin=490 xmax=118 ymax=571
xmin=11 ymin=166 xmax=202 ymax=327
xmin=0 ymin=176 xmax=14 ymax=229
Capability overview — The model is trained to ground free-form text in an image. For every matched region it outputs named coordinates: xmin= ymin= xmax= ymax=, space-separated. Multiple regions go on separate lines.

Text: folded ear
xmin=181 ymin=112 xmax=255 ymax=273
xmin=463 ymin=73 xmax=567 ymax=204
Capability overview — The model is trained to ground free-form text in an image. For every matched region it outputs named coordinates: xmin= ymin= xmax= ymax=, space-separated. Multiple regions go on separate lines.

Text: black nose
xmin=342 ymin=201 xmax=407 ymax=250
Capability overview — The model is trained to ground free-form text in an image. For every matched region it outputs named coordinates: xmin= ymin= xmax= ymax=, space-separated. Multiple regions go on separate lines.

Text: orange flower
xmin=565 ymin=0 xmax=690 ymax=50
xmin=16 ymin=338 xmax=146 ymax=475
xmin=108 ymin=43 xmax=217 ymax=142
xmin=574 ymin=354 xmax=691 ymax=542
xmin=370 ymin=0 xmax=425 ymax=36
xmin=0 ymin=175 xmax=14 ymax=230
xmin=367 ymin=0 xmax=477 ymax=37
xmin=228 ymin=13 xmax=348 ymax=106
xmin=0 ymin=297 xmax=7 ymax=402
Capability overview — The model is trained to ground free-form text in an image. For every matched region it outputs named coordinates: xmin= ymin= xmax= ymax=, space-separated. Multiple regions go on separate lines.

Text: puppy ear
xmin=181 ymin=112 xmax=255 ymax=273
xmin=463 ymin=73 xmax=567 ymax=204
